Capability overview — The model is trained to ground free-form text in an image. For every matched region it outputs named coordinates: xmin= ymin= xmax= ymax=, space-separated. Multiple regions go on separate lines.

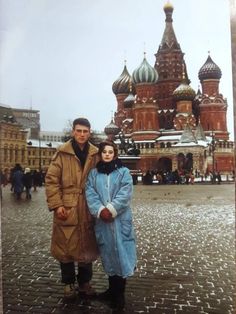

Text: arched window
xmin=160 ymin=142 xmax=165 ymax=148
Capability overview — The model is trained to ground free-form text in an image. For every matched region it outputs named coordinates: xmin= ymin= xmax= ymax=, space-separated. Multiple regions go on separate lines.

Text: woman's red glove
xmin=100 ymin=208 xmax=113 ymax=223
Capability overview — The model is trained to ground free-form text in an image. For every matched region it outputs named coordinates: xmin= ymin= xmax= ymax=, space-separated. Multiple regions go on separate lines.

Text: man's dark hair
xmin=73 ymin=118 xmax=91 ymax=129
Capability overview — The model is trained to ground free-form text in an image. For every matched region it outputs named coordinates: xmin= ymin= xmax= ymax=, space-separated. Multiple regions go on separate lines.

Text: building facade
xmin=12 ymin=108 xmax=40 ymax=139
xmin=0 ymin=105 xmax=28 ymax=172
xmin=0 ymin=105 xmax=62 ymax=174
xmin=110 ymin=2 xmax=234 ymax=175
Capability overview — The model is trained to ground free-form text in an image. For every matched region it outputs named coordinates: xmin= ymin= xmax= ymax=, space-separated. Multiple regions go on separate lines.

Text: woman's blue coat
xmin=12 ymin=170 xmax=24 ymax=194
xmin=85 ymin=166 xmax=137 ymax=278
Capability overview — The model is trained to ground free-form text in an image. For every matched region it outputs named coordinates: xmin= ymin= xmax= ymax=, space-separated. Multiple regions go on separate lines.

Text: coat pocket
xmin=62 ymin=194 xmax=78 ymax=207
xmin=94 ymin=224 xmax=105 ymax=245
xmin=53 ymin=206 xmax=78 ymax=226
xmin=121 ymin=220 xmax=134 ymax=240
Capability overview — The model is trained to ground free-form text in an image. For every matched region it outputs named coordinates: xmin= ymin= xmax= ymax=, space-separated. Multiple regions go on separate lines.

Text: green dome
xmin=173 ymin=81 xmax=196 ymax=101
xmin=132 ymin=56 xmax=158 ymax=84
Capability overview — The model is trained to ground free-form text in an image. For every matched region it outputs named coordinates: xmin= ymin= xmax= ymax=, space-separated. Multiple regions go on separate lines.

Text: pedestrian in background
xmin=217 ymin=171 xmax=222 ymax=184
xmin=85 ymin=140 xmax=137 ymax=310
xmin=12 ymin=163 xmax=24 ymax=200
xmin=32 ymin=170 xmax=43 ymax=191
xmin=22 ymin=167 xmax=33 ymax=199
xmin=45 ymin=117 xmax=99 ymax=299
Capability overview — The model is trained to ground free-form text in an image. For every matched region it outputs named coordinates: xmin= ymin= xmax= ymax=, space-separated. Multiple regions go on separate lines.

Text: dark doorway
xmin=157 ymin=157 xmax=172 ymax=172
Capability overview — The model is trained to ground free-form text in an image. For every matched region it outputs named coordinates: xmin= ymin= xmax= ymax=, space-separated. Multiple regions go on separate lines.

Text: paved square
xmin=1 ymin=184 xmax=235 ymax=313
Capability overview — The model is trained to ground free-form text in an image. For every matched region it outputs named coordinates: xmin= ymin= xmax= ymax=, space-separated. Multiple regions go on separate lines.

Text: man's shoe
xmin=78 ymin=282 xmax=97 ymax=298
xmin=64 ymin=284 xmax=76 ymax=299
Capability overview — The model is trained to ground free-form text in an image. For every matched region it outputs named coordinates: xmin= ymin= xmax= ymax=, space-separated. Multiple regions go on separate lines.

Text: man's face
xmin=72 ymin=123 xmax=90 ymax=146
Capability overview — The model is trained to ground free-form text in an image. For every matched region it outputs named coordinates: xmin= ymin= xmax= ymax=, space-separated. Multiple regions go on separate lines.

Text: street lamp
xmin=38 ymin=135 xmax=41 ymax=171
xmin=26 ymin=118 xmax=41 ymax=171
xmin=211 ymin=131 xmax=216 ymax=183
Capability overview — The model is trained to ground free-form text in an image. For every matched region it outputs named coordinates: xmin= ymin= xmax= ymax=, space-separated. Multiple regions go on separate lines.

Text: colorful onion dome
xmin=104 ymin=119 xmax=120 ymax=136
xmin=112 ymin=64 xmax=135 ymax=95
xmin=198 ymin=54 xmax=222 ymax=81
xmin=132 ymin=54 xmax=158 ymax=84
xmin=173 ymin=80 xmax=196 ymax=101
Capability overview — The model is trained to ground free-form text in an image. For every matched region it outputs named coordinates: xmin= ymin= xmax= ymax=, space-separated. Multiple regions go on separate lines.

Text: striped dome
xmin=112 ymin=65 xmax=135 ymax=95
xmin=198 ymin=55 xmax=222 ymax=81
xmin=104 ymin=120 xmax=120 ymax=136
xmin=132 ymin=56 xmax=158 ymax=84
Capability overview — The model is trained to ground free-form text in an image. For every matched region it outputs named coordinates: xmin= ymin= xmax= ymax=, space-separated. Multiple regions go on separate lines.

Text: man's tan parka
xmin=45 ymin=140 xmax=99 ymax=263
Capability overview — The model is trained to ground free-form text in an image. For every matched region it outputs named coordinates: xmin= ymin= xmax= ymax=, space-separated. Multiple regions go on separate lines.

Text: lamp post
xmin=38 ymin=134 xmax=41 ymax=171
xmin=211 ymin=131 xmax=216 ymax=183
xmin=26 ymin=118 xmax=41 ymax=171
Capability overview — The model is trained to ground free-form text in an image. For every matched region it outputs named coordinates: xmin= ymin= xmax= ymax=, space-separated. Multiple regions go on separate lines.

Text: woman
xmin=85 ymin=140 xmax=137 ymax=310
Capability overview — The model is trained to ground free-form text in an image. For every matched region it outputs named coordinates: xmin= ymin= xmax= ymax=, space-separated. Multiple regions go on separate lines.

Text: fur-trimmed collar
xmin=58 ymin=139 xmax=98 ymax=156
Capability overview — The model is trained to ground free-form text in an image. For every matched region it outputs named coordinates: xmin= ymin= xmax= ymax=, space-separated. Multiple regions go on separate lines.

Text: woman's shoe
xmin=110 ymin=293 xmax=125 ymax=310
xmin=97 ymin=288 xmax=112 ymax=301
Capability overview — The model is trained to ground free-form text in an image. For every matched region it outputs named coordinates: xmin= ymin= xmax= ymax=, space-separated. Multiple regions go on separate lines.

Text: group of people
xmin=142 ymin=169 xmax=195 ymax=185
xmin=1 ymin=165 xmax=44 ymax=200
xmin=45 ymin=117 xmax=137 ymax=311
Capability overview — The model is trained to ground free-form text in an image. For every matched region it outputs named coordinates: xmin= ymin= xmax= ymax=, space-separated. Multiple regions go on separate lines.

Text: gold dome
xmin=164 ymin=1 xmax=174 ymax=11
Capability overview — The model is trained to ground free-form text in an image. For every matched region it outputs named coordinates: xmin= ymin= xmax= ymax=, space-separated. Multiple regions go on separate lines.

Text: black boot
xmin=109 ymin=276 xmax=126 ymax=310
xmin=97 ymin=276 xmax=113 ymax=302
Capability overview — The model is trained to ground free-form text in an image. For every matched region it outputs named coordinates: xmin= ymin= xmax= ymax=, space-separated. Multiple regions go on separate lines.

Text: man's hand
xmin=55 ymin=206 xmax=68 ymax=220
xmin=100 ymin=208 xmax=113 ymax=223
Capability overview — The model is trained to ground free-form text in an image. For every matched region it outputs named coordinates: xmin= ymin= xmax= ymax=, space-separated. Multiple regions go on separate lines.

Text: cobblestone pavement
xmin=1 ymin=184 xmax=235 ymax=314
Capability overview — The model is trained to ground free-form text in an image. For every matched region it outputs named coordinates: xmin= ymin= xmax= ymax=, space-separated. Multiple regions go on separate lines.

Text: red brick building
xmin=110 ymin=2 xmax=234 ymax=176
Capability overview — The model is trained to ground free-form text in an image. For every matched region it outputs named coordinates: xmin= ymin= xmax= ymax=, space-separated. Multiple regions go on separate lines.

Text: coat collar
xmin=58 ymin=139 xmax=98 ymax=156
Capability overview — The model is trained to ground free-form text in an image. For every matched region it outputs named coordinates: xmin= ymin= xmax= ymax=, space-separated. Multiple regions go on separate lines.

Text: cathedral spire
xmin=159 ymin=2 xmax=180 ymax=50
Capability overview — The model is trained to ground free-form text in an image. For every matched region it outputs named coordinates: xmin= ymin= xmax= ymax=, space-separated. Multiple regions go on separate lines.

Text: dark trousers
xmin=25 ymin=187 xmax=31 ymax=199
xmin=109 ymin=275 xmax=126 ymax=294
xmin=109 ymin=275 xmax=126 ymax=309
xmin=60 ymin=262 xmax=93 ymax=285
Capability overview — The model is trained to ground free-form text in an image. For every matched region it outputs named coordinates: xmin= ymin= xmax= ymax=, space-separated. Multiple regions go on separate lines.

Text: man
xmin=45 ymin=118 xmax=99 ymax=299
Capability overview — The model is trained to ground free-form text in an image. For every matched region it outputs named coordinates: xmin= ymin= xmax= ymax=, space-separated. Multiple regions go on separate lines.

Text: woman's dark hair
xmin=98 ymin=140 xmax=118 ymax=158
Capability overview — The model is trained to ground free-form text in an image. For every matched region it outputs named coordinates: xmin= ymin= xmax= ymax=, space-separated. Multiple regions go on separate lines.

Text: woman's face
xmin=101 ymin=145 xmax=115 ymax=163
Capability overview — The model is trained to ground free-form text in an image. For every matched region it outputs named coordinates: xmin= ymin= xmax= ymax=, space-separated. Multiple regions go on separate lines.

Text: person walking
xmin=12 ymin=164 xmax=24 ymax=200
xmin=85 ymin=140 xmax=137 ymax=310
xmin=32 ymin=170 xmax=43 ymax=191
xmin=45 ymin=117 xmax=99 ymax=299
xmin=22 ymin=167 xmax=33 ymax=199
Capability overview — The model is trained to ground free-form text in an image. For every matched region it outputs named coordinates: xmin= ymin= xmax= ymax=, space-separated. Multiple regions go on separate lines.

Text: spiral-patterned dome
xmin=104 ymin=120 xmax=120 ymax=136
xmin=198 ymin=55 xmax=222 ymax=81
xmin=132 ymin=56 xmax=158 ymax=84
xmin=173 ymin=80 xmax=196 ymax=101
xmin=112 ymin=65 xmax=135 ymax=95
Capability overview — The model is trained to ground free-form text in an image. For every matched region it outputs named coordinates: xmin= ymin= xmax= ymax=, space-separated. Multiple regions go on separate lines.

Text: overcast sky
xmin=0 ymin=0 xmax=234 ymax=139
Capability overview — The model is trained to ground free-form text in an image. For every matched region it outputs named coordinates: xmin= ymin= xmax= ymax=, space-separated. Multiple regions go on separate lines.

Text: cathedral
xmin=105 ymin=2 xmax=234 ymax=175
